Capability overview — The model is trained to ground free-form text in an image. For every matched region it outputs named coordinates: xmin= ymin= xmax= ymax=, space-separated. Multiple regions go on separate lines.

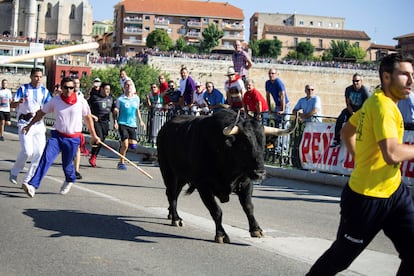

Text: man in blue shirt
xmin=293 ymin=84 xmax=322 ymax=123
xmin=203 ymin=81 xmax=226 ymax=113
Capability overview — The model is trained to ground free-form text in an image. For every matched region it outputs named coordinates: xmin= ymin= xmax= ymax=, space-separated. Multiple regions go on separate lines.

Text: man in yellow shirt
xmin=308 ymin=53 xmax=414 ymax=275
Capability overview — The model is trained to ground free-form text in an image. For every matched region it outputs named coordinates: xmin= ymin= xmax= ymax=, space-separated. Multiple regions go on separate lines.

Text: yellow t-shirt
xmin=348 ymin=89 xmax=403 ymax=198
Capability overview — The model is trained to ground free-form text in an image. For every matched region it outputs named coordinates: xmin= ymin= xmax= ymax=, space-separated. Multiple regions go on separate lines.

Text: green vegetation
xmin=83 ymin=62 xmax=166 ymax=99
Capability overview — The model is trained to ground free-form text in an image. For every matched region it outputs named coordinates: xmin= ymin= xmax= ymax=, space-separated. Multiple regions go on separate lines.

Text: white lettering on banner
xmin=298 ymin=123 xmax=414 ymax=185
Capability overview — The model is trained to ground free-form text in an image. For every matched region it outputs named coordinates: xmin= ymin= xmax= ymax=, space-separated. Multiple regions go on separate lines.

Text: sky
xmin=89 ymin=0 xmax=413 ymax=46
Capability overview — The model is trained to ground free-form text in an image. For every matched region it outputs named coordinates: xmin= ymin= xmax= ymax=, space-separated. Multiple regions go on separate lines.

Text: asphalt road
xmin=0 ymin=128 xmax=400 ymax=276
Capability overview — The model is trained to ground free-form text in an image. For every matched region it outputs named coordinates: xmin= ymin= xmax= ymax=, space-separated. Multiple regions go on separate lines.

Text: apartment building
xmin=250 ymin=13 xmax=372 ymax=60
xmin=113 ymin=0 xmax=245 ymax=57
xmin=394 ymin=33 xmax=414 ymax=57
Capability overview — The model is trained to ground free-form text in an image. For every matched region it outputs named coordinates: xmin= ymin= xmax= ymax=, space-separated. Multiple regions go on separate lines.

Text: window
xmin=180 ymin=18 xmax=186 ymax=24
xmin=69 ymin=4 xmax=75 ymax=19
xmin=309 ymin=21 xmax=313 ymax=26
xmin=46 ymin=3 xmax=52 ymax=18
xmin=318 ymin=21 xmax=322 ymax=27
xmin=60 ymin=70 xmax=66 ymax=78
xmin=355 ymin=42 xmax=360 ymax=47
xmin=144 ymin=15 xmax=150 ymax=21
xmin=144 ymin=26 xmax=150 ymax=32
xmin=319 ymin=39 xmax=323 ymax=48
xmin=294 ymin=37 xmax=298 ymax=46
xmin=299 ymin=20 xmax=304 ymax=25
xmin=306 ymin=38 xmax=311 ymax=43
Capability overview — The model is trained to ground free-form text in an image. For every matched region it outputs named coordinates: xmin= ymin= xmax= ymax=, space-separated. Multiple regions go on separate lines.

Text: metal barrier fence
xmin=11 ymin=108 xmax=308 ymax=168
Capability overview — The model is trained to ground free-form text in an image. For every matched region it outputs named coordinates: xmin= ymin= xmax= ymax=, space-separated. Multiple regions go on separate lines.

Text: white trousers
xmin=11 ymin=121 xmax=46 ymax=184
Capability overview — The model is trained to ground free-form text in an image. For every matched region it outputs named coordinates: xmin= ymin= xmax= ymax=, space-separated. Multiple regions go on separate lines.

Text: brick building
xmin=250 ymin=12 xmax=372 ymax=60
xmin=112 ymin=0 xmax=245 ymax=57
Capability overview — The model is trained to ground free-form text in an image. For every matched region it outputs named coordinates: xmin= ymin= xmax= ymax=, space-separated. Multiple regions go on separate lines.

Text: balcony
xmin=122 ymin=38 xmax=144 ymax=46
xmin=123 ymin=27 xmax=143 ymax=35
xmin=185 ymin=31 xmax=201 ymax=38
xmin=221 ymin=22 xmax=244 ymax=31
xmin=221 ymin=33 xmax=244 ymax=40
xmin=187 ymin=21 xmax=202 ymax=28
xmin=154 ymin=18 xmax=170 ymax=26
xmin=124 ymin=16 xmax=142 ymax=23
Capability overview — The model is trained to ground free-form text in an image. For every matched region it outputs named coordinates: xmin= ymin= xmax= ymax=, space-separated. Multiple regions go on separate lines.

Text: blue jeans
xmin=29 ymin=130 xmax=80 ymax=188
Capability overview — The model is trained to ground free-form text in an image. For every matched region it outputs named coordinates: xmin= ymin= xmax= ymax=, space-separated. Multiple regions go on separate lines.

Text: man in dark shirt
xmin=87 ymin=82 xmax=116 ymax=167
xmin=331 ymin=73 xmax=370 ymax=147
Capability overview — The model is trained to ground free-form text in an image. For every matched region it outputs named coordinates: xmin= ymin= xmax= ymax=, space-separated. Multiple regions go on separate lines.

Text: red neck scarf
xmin=61 ymin=93 xmax=77 ymax=105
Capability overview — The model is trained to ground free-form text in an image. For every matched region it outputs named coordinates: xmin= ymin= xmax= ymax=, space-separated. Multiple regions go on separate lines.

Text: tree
xmin=174 ymin=37 xmax=186 ymax=52
xmin=258 ymin=39 xmax=282 ymax=58
xmin=345 ymin=44 xmax=367 ymax=62
xmin=329 ymin=40 xmax=366 ymax=62
xmin=200 ymin=23 xmax=223 ymax=53
xmin=248 ymin=40 xmax=260 ymax=57
xmin=296 ymin=41 xmax=314 ymax=60
xmin=84 ymin=63 xmax=163 ymax=100
xmin=146 ymin=29 xmax=173 ymax=51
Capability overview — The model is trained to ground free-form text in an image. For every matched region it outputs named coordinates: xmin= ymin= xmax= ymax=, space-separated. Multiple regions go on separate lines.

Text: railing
xmin=10 ymin=109 xmax=309 ymax=168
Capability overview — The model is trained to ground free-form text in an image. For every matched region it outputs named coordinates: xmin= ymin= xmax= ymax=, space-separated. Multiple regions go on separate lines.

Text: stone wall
xmin=147 ymin=56 xmax=379 ymax=117
xmin=1 ymin=56 xmax=379 ymax=118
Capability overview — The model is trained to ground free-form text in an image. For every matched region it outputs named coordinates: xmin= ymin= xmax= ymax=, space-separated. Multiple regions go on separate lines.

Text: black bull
xmin=157 ymin=109 xmax=297 ymax=243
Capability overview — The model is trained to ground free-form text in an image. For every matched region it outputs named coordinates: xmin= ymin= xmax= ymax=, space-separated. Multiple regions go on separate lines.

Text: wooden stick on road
xmin=99 ymin=141 xmax=154 ymax=180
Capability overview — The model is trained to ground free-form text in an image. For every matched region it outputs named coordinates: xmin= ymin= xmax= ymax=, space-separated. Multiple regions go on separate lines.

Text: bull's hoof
xmin=171 ymin=219 xmax=184 ymax=227
xmin=250 ymin=229 xmax=264 ymax=238
xmin=215 ymin=234 xmax=230 ymax=244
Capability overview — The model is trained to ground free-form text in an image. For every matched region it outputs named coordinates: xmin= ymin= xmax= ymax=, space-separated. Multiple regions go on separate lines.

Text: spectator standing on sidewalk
xmin=243 ymin=79 xmax=269 ymax=121
xmin=178 ymin=65 xmax=196 ymax=108
xmin=203 ymin=81 xmax=226 ymax=113
xmin=224 ymin=67 xmax=246 ymax=112
xmin=265 ymin=67 xmax=291 ymax=126
xmin=88 ymin=82 xmax=116 ymax=167
xmin=398 ymin=91 xmax=414 ymax=130
xmin=331 ymin=73 xmax=370 ymax=147
xmin=0 ymin=79 xmax=12 ymax=141
xmin=292 ymin=84 xmax=322 ymax=123
xmin=232 ymin=40 xmax=253 ymax=83
xmin=307 ymin=53 xmax=414 ymax=275
xmin=21 ymin=77 xmax=100 ymax=198
xmin=113 ymin=79 xmax=145 ymax=170
xmin=9 ymin=68 xmax=51 ymax=186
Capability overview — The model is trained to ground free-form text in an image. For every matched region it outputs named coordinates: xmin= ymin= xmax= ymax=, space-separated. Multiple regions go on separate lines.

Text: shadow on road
xmin=22 ymin=208 xmax=250 ymax=246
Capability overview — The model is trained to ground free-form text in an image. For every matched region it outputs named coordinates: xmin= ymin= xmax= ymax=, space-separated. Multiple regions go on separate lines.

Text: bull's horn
xmin=223 ymin=125 xmax=239 ymax=136
xmin=264 ymin=112 xmax=299 ymax=136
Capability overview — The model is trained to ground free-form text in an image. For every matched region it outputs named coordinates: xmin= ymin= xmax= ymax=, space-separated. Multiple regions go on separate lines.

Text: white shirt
xmin=42 ymin=95 xmax=91 ymax=134
xmin=0 ymin=88 xmax=12 ymax=112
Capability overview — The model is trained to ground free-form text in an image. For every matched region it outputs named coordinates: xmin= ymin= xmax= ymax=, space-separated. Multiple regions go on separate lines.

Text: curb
xmin=265 ymin=166 xmax=348 ymax=188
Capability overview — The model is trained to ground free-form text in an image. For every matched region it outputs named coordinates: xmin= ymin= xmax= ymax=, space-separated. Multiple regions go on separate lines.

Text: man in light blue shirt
xmin=293 ymin=84 xmax=322 ymax=123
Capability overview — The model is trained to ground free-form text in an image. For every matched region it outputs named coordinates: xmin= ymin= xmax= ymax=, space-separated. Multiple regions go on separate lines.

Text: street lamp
xmin=34 ymin=1 xmax=42 ymax=68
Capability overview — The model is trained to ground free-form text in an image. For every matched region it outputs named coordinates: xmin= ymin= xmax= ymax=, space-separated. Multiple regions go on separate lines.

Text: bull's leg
xmin=165 ymin=179 xmax=185 ymax=227
xmin=237 ymin=181 xmax=264 ymax=238
xmin=198 ymin=187 xmax=230 ymax=244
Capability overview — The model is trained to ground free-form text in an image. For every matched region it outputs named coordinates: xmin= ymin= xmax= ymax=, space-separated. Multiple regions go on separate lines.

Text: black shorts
xmin=0 ymin=111 xmax=11 ymax=121
xmin=118 ymin=124 xmax=137 ymax=142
